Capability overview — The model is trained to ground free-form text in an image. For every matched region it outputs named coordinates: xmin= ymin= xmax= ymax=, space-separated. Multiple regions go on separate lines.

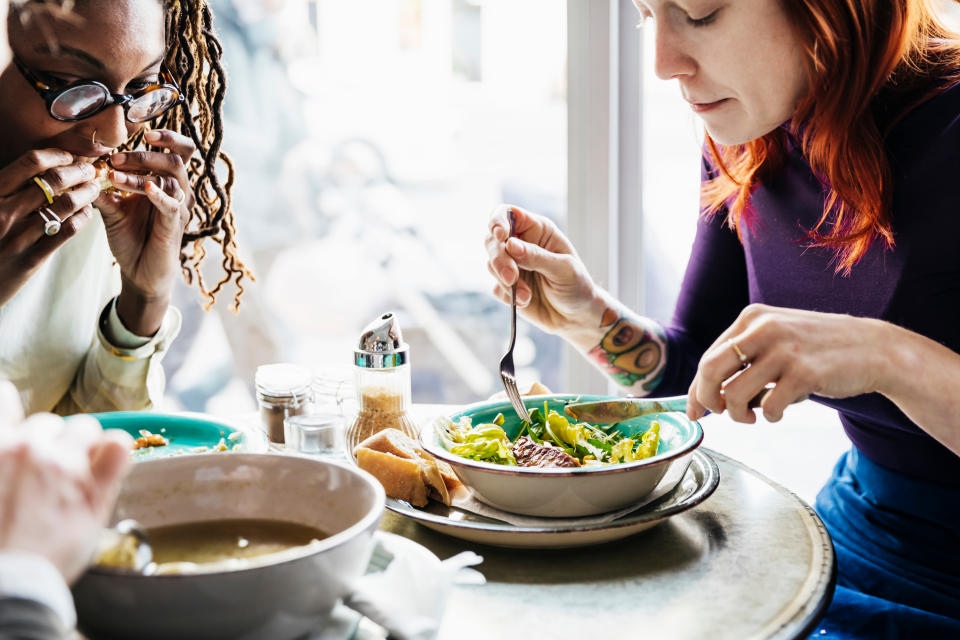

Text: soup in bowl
xmin=73 ymin=453 xmax=384 ymax=640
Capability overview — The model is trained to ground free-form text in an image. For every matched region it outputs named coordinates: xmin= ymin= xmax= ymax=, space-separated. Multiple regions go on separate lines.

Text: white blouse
xmin=0 ymin=212 xmax=180 ymax=416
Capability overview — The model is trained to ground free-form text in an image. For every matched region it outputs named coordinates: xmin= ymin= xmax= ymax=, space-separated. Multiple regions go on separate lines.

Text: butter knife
xmin=564 ymin=388 xmax=777 ymax=424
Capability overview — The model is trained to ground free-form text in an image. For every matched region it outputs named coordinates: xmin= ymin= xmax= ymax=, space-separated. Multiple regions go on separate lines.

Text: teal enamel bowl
xmin=420 ymin=394 xmax=703 ymax=517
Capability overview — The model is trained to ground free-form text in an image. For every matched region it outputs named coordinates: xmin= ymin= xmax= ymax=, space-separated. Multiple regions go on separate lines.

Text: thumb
xmin=87 ymin=430 xmax=133 ymax=518
xmin=95 ymin=192 xmax=125 ymax=221
xmin=506 ymin=236 xmax=574 ymax=282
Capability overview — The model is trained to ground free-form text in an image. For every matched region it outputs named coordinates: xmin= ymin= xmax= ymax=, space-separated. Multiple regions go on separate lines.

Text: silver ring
xmin=37 ymin=207 xmax=62 ymax=236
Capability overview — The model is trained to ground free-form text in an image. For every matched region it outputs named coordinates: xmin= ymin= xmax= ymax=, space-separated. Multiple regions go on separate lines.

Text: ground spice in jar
xmin=255 ymin=364 xmax=312 ymax=444
xmin=349 ymin=386 xmax=418 ymax=446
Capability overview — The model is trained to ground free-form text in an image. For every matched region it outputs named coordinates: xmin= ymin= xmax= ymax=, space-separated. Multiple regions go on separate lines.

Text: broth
xmin=147 ymin=518 xmax=329 ymax=565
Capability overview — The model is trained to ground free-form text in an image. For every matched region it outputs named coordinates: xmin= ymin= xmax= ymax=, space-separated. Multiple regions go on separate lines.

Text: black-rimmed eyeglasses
xmin=13 ymin=56 xmax=185 ymax=123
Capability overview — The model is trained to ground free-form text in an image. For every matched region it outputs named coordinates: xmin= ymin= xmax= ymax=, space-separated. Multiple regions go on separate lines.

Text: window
xmin=166 ymin=0 xmax=569 ymax=411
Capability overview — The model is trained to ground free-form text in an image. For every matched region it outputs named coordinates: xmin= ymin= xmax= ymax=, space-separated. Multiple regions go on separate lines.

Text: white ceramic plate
xmin=386 ymin=449 xmax=720 ymax=548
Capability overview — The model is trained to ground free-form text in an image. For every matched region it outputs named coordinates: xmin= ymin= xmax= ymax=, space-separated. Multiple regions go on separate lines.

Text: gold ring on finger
xmin=727 ymin=338 xmax=749 ymax=366
xmin=37 ymin=207 xmax=62 ymax=236
xmin=33 ymin=176 xmax=55 ymax=205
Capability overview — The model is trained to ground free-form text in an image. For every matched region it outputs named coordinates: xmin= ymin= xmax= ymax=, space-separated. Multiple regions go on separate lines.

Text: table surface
xmin=375 ymin=448 xmax=836 ymax=640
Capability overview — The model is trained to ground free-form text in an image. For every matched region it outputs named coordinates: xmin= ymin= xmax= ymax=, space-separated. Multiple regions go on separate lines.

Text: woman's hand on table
xmin=485 ymin=204 xmax=607 ymax=343
xmin=686 ymin=304 xmax=895 ymax=423
xmin=0 ymin=149 xmax=100 ymax=307
xmin=0 ymin=380 xmax=132 ymax=583
xmin=99 ymin=129 xmax=196 ymax=337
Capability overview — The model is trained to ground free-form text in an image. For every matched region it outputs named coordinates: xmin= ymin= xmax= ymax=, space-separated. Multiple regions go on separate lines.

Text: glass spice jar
xmin=346 ymin=312 xmax=419 ymax=454
xmin=255 ymin=363 xmax=313 ymax=444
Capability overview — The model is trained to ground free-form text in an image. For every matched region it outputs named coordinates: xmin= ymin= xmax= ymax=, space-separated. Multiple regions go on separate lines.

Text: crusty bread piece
xmin=525 ymin=381 xmax=552 ymax=395
xmin=356 ymin=448 xmax=428 ymax=507
xmin=354 ymin=428 xmax=459 ymax=505
xmin=357 ymin=428 xmax=423 ymax=460
xmin=434 ymin=459 xmax=462 ymax=493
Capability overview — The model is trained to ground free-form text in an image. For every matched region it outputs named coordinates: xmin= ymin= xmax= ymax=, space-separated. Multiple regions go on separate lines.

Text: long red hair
xmin=702 ymin=0 xmax=960 ymax=273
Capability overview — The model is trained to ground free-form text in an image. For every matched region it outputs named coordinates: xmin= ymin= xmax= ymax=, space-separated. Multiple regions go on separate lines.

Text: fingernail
xmin=145 ymin=130 xmax=161 ymax=142
xmin=517 ymin=290 xmax=531 ymax=306
xmin=499 ymin=268 xmax=512 ymax=284
xmin=111 ymin=153 xmax=127 ymax=165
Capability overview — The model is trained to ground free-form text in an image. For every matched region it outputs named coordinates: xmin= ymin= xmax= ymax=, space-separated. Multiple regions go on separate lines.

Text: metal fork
xmin=498 ymin=210 xmax=532 ymax=423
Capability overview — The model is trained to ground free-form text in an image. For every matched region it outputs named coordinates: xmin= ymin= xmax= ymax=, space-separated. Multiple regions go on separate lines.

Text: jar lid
xmin=255 ymin=363 xmax=312 ymax=397
xmin=354 ymin=312 xmax=409 ymax=369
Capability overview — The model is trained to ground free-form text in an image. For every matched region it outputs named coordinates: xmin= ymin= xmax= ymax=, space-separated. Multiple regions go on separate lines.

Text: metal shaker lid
xmin=354 ymin=312 xmax=409 ymax=368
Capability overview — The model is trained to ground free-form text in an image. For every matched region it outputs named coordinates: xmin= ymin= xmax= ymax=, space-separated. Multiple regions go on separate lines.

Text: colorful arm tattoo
xmin=586 ymin=307 xmax=667 ymax=392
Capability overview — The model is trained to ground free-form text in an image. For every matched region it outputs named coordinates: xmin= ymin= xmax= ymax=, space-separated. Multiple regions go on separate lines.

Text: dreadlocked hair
xmin=127 ymin=0 xmax=249 ymax=311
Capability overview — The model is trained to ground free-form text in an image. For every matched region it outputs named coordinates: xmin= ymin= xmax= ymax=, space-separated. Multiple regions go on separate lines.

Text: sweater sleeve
xmin=51 ymin=301 xmax=182 ymax=416
xmin=653 ymin=155 xmax=751 ymax=395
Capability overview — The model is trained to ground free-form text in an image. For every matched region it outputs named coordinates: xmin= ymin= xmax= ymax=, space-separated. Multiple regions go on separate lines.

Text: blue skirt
xmin=810 ymin=448 xmax=960 ymax=639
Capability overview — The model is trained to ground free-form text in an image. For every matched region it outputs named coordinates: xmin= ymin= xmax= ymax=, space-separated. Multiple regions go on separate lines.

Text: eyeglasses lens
xmin=127 ymin=89 xmax=179 ymax=123
xmin=50 ymin=85 xmax=108 ymax=120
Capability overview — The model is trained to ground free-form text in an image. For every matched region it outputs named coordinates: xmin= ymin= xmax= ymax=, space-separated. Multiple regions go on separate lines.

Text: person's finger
xmin=687 ymin=372 xmax=726 ymax=420
xmin=505 ymin=236 xmax=575 ymax=283
xmin=490 ymin=284 xmax=511 ymax=306
xmin=18 ymin=413 xmax=89 ymax=477
xmin=110 ymin=151 xmax=188 ymax=192
xmin=144 ymin=181 xmax=187 ymax=237
xmin=718 ymin=363 xmax=776 ymax=424
xmin=0 ymin=149 xmax=74 ymax=197
xmin=19 ymin=206 xmax=95 ymax=267
xmin=0 ymin=380 xmax=25 ymax=428
xmin=487 ymin=204 xmax=513 ymax=242
xmin=143 ymin=129 xmax=196 ymax=165
xmin=486 ymin=243 xmax=518 ymax=288
xmin=36 ymin=162 xmax=97 ymax=197
xmin=87 ymin=431 xmax=132 ymax=517
xmin=2 ymin=181 xmax=97 ymax=253
xmin=58 ymin=415 xmax=105 ymax=453
xmin=758 ymin=376 xmax=810 ymax=423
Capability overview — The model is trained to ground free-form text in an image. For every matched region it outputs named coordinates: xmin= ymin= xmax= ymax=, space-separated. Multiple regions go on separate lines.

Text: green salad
xmin=439 ymin=402 xmax=660 ymax=468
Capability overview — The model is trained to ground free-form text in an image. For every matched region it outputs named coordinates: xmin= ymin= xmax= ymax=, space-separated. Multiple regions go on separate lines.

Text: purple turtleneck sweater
xmin=658 ymin=81 xmax=960 ymax=486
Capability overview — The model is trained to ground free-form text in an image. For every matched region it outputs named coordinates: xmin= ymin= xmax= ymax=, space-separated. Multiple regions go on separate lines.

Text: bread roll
xmin=354 ymin=428 xmax=462 ymax=506
xmin=356 ymin=448 xmax=428 ymax=507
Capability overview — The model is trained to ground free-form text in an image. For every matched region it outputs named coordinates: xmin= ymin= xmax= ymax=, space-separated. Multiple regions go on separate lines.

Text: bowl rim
xmin=87 ymin=452 xmax=385 ymax=579
xmin=420 ymin=394 xmax=704 ymax=477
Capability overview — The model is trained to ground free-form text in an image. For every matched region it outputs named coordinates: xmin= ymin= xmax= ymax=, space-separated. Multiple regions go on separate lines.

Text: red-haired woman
xmin=486 ymin=0 xmax=960 ymax=635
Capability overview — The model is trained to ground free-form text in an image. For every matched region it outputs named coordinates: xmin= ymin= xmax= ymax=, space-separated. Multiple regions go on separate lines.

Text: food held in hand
xmin=354 ymin=428 xmax=461 ymax=507
xmin=438 ymin=402 xmax=660 ymax=468
xmin=89 ymin=156 xmax=133 ymax=197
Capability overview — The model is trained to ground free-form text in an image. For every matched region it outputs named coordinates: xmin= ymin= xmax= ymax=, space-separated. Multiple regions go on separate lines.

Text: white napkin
xmin=339 ymin=532 xmax=485 ymax=640
xmin=445 ymin=455 xmax=692 ymax=527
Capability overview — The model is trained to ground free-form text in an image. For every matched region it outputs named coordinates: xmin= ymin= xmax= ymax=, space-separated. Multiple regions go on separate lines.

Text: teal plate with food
xmin=90 ymin=412 xmax=269 ymax=460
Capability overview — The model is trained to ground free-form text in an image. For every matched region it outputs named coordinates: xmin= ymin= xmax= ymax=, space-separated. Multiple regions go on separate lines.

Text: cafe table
xmin=345 ymin=403 xmax=839 ymax=640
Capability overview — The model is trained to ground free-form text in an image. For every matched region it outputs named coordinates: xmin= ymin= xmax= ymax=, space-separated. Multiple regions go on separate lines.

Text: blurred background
xmin=161 ymin=0 xmax=707 ymax=413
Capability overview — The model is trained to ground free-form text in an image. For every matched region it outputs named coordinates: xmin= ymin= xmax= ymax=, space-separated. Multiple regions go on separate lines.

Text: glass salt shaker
xmin=346 ymin=312 xmax=419 ymax=454
xmin=255 ymin=363 xmax=313 ymax=444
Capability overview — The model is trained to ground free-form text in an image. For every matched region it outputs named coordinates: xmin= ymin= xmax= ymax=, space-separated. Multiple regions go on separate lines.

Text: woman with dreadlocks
xmin=0 ymin=0 xmax=246 ymax=415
